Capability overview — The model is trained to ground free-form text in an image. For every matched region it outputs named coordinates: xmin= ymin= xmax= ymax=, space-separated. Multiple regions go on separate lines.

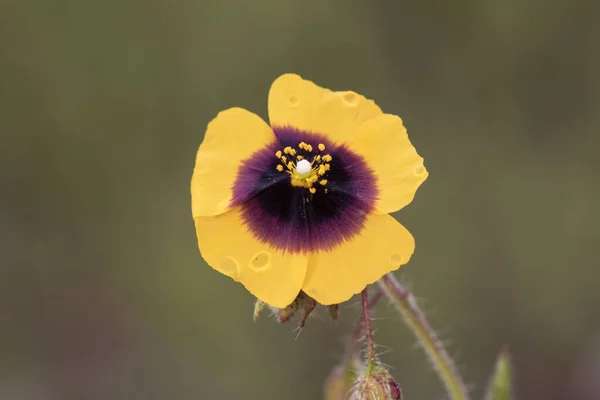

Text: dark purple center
xmin=230 ymin=126 xmax=379 ymax=254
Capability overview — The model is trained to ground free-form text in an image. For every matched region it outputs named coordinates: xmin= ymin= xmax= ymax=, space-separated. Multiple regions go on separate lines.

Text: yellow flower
xmin=191 ymin=74 xmax=428 ymax=308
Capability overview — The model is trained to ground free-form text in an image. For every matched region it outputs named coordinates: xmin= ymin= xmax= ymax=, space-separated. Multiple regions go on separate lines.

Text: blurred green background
xmin=2 ymin=1 xmax=599 ymax=399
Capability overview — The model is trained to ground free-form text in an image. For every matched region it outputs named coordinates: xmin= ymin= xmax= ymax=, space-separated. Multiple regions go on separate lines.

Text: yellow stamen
xmin=307 ymin=175 xmax=318 ymax=185
xmin=282 ymin=142 xmax=335 ymax=192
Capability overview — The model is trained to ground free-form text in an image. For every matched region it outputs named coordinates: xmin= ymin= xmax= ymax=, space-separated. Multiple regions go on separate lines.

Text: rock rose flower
xmin=191 ymin=74 xmax=427 ymax=308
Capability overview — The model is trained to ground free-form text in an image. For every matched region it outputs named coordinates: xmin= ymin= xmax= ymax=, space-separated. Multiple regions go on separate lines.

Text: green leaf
xmin=484 ymin=346 xmax=513 ymax=400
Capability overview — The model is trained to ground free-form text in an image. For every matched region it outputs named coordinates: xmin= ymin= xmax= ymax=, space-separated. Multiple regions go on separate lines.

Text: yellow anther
xmin=297 ymin=155 xmax=303 ymax=160
xmin=304 ymin=175 xmax=319 ymax=187
xmin=275 ymin=150 xmax=282 ymax=158
xmin=276 ymin=165 xmax=284 ymax=172
xmin=309 ymin=187 xmax=316 ymax=194
xmin=314 ymin=155 xmax=321 ymax=162
xmin=289 ymin=148 xmax=296 ymax=156
xmin=324 ymin=163 xmax=331 ymax=171
xmin=318 ymin=165 xmax=326 ymax=176
xmin=319 ymin=179 xmax=328 ymax=186
xmin=299 ymin=142 xmax=307 ymax=150
xmin=287 ymin=161 xmax=294 ymax=170
xmin=283 ymin=146 xmax=292 ymax=154
xmin=318 ymin=143 xmax=325 ymax=151
xmin=281 ymin=155 xmax=287 ymax=163
xmin=322 ymin=154 xmax=332 ymax=162
xmin=305 ymin=144 xmax=313 ymax=152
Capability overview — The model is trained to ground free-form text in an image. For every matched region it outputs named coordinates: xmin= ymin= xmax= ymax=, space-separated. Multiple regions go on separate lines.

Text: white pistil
xmin=296 ymin=159 xmax=312 ymax=178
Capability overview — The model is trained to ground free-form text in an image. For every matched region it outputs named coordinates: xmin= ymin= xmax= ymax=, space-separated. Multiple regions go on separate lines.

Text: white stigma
xmin=296 ymin=159 xmax=311 ymax=176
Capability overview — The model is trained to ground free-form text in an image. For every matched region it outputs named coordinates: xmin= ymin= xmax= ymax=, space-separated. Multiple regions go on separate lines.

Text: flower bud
xmin=351 ymin=366 xmax=402 ymax=400
xmin=484 ymin=345 xmax=512 ymax=400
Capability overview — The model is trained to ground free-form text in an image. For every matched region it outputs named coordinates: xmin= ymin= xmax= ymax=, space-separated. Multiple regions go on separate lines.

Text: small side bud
xmin=484 ymin=345 xmax=513 ymax=400
xmin=325 ymin=364 xmax=358 ymax=400
xmin=351 ymin=366 xmax=402 ymax=400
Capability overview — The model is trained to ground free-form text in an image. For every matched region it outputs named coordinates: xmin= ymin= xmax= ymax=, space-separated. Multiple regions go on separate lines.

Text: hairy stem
xmin=361 ymin=289 xmax=376 ymax=365
xmin=342 ymin=289 xmax=384 ymax=369
xmin=379 ymin=273 xmax=469 ymax=400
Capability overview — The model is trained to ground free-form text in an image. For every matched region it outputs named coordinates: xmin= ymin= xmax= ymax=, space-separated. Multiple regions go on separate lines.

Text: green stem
xmin=379 ymin=273 xmax=469 ymax=400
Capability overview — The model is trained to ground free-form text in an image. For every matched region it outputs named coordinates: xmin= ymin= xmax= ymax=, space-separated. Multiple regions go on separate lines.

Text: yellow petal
xmin=268 ymin=74 xmax=383 ymax=144
xmin=345 ymin=114 xmax=428 ymax=214
xmin=191 ymin=108 xmax=275 ymax=217
xmin=302 ymin=214 xmax=414 ymax=305
xmin=194 ymin=206 xmax=308 ymax=308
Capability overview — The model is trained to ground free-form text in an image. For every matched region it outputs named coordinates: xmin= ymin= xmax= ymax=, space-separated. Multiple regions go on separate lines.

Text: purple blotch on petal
xmin=230 ymin=126 xmax=379 ymax=254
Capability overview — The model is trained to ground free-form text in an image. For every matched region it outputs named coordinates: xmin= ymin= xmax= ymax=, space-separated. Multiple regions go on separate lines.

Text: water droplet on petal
xmin=390 ymin=253 xmax=404 ymax=266
xmin=289 ymin=96 xmax=299 ymax=107
xmin=341 ymin=91 xmax=358 ymax=106
xmin=250 ymin=251 xmax=271 ymax=270
xmin=414 ymin=165 xmax=426 ymax=177
xmin=221 ymin=256 xmax=240 ymax=280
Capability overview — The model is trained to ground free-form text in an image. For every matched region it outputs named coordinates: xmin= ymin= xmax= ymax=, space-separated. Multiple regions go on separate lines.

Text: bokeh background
xmin=2 ymin=1 xmax=599 ymax=399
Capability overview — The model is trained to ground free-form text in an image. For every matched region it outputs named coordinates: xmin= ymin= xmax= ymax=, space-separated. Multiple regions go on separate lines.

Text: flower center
xmin=274 ymin=142 xmax=332 ymax=194
xmin=295 ymin=159 xmax=312 ymax=178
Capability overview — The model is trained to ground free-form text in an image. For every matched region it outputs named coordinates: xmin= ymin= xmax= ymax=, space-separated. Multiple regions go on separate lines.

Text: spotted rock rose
xmin=191 ymin=74 xmax=428 ymax=308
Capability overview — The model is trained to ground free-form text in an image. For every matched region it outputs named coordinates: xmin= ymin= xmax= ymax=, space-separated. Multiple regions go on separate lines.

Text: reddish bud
xmin=351 ymin=366 xmax=402 ymax=400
